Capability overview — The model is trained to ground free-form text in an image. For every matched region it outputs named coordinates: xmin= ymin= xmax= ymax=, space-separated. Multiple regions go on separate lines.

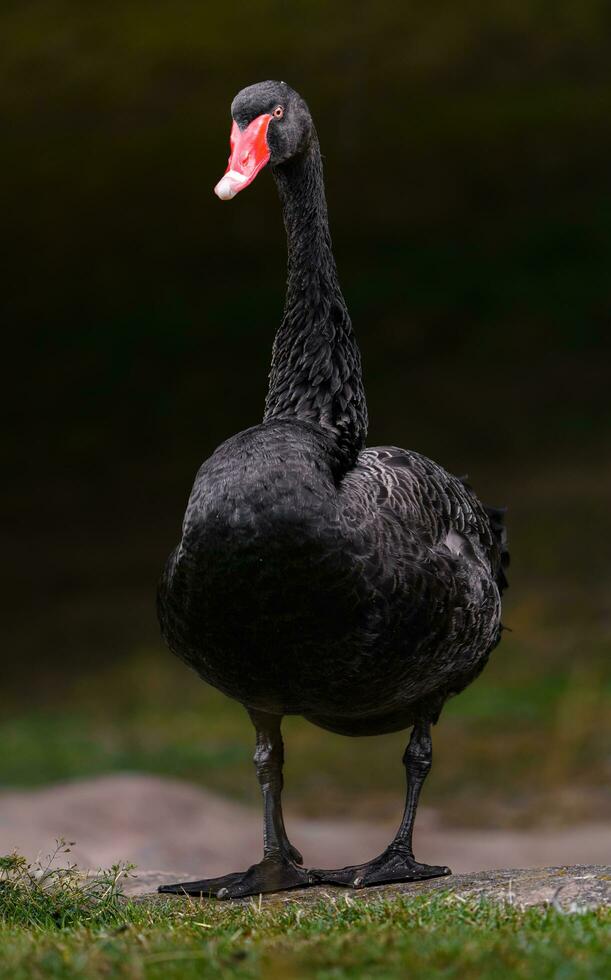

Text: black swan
xmin=158 ymin=80 xmax=508 ymax=899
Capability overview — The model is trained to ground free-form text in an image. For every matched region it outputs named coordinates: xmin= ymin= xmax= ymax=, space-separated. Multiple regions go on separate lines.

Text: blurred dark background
xmin=2 ymin=2 xmax=609 ymax=830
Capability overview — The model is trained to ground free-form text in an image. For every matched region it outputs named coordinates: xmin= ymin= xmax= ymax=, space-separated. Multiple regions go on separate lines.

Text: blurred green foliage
xmin=4 ymin=1 xmax=610 ymax=466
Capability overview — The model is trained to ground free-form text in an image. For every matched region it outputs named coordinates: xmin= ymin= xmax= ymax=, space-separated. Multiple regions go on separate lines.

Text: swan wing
xmin=341 ymin=446 xmax=508 ymax=591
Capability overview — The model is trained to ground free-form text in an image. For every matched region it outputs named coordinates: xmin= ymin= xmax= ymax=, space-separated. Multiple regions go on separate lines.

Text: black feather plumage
xmin=157 ymin=81 xmax=509 ymax=898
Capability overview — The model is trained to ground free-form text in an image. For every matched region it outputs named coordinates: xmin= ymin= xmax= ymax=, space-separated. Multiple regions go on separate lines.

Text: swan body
xmin=159 ymin=420 xmax=504 ymax=733
xmin=158 ymin=81 xmax=508 ymax=899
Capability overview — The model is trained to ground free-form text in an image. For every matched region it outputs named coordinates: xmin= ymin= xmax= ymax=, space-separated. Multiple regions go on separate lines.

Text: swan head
xmin=214 ymin=80 xmax=312 ymax=201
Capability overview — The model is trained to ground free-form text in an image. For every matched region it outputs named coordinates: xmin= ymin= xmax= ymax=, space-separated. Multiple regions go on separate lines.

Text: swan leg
xmin=159 ymin=709 xmax=311 ymax=898
xmin=310 ymin=719 xmax=451 ymax=888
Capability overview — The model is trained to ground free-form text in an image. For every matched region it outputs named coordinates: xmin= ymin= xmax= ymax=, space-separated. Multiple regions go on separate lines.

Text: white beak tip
xmin=214 ymin=176 xmax=236 ymax=201
xmin=214 ymin=170 xmax=248 ymax=201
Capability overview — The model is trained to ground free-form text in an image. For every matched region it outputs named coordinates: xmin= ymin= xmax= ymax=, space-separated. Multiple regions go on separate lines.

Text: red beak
xmin=214 ymin=114 xmax=272 ymax=201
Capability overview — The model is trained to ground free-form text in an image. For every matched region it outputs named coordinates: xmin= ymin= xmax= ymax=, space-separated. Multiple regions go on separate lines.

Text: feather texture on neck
xmin=264 ymin=131 xmax=368 ymax=467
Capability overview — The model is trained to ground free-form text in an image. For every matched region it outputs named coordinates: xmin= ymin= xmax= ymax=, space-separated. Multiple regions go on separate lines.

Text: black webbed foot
xmin=158 ymin=855 xmax=312 ymax=899
xmin=310 ymin=845 xmax=451 ymax=889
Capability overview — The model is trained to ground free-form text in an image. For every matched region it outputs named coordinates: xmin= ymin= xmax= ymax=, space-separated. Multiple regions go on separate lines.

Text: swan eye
xmin=272 ymin=106 xmax=284 ymax=119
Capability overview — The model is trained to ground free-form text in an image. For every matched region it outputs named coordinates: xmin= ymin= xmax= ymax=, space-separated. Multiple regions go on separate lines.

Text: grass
xmin=0 ymin=844 xmax=131 ymax=932
xmin=0 ymin=849 xmax=609 ymax=980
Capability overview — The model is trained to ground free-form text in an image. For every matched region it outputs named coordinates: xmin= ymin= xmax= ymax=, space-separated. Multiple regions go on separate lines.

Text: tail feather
xmin=484 ymin=504 xmax=510 ymax=594
xmin=457 ymin=474 xmax=510 ymax=596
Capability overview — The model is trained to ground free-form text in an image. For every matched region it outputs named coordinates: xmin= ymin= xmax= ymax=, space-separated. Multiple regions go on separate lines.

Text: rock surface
xmin=126 ymin=865 xmax=611 ymax=910
xmin=1 ymin=774 xmax=608 ymax=910
xmin=1 ymin=773 xmax=609 ymax=876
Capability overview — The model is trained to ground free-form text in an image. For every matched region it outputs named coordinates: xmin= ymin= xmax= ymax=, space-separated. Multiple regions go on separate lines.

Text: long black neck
xmin=264 ymin=130 xmax=368 ymax=466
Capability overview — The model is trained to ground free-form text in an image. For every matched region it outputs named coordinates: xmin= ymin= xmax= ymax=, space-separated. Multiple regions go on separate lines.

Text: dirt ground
xmin=1 ymin=773 xmax=608 ymax=878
